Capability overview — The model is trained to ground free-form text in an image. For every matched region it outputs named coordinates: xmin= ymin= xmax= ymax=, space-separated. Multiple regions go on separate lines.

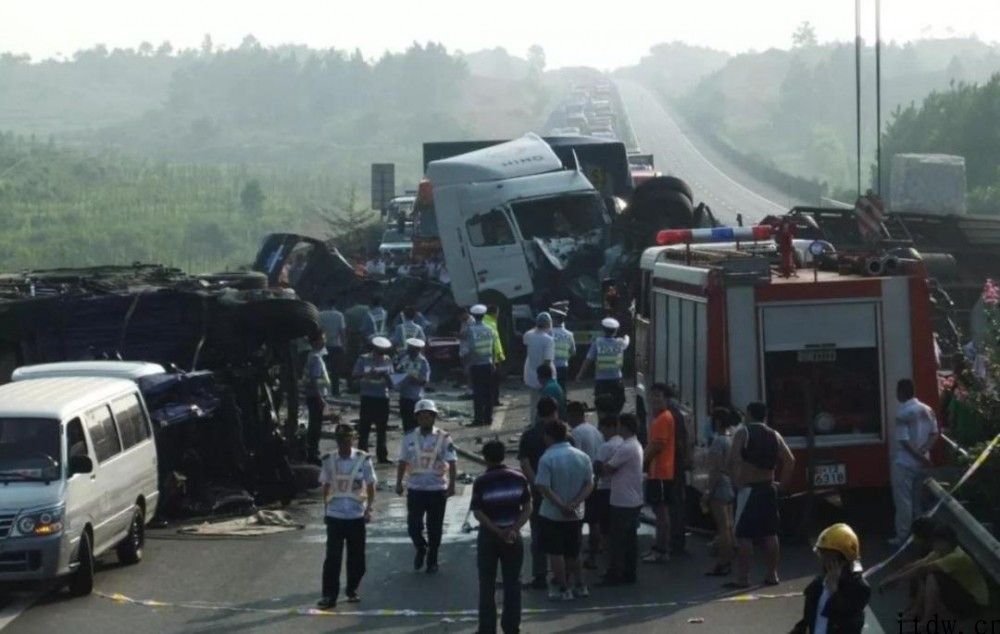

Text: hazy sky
xmin=2 ymin=0 xmax=997 ymax=68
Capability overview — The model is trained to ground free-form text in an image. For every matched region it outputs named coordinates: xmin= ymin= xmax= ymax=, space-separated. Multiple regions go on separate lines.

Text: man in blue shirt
xmin=396 ymin=338 xmax=431 ymax=434
xmin=576 ymin=317 xmax=630 ymax=415
xmin=472 ymin=440 xmax=532 ymax=634
xmin=352 ymin=336 xmax=395 ymax=463
xmin=535 ymin=420 xmax=594 ymax=601
xmin=537 ymin=363 xmax=566 ymax=421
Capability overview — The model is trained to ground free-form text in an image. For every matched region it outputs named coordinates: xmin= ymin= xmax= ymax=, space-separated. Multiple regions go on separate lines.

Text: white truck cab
xmin=427 ymin=133 xmax=608 ymax=319
xmin=0 ymin=377 xmax=159 ymax=595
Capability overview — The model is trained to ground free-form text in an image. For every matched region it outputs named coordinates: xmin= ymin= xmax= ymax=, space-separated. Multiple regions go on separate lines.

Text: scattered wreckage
xmin=0 ymin=264 xmax=322 ymax=518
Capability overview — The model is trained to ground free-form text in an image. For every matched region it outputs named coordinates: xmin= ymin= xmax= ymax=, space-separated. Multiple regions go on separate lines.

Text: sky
xmin=1 ymin=0 xmax=998 ymax=68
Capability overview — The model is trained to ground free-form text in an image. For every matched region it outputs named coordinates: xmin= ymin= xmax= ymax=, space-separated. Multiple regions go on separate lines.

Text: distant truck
xmin=426 ymin=133 xmax=612 ymax=341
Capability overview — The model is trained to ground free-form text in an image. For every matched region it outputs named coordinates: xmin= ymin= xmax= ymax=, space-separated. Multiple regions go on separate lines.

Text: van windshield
xmin=0 ymin=418 xmax=61 ymax=481
xmin=510 ymin=193 xmax=606 ymax=240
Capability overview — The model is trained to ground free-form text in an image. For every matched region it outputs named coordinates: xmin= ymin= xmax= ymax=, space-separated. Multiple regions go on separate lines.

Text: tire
xmin=68 ymin=531 xmax=95 ymax=597
xmin=116 ymin=507 xmax=144 ymax=565
xmin=198 ymin=271 xmax=268 ymax=290
xmin=634 ymin=175 xmax=693 ymax=203
xmin=242 ymin=299 xmax=321 ymax=341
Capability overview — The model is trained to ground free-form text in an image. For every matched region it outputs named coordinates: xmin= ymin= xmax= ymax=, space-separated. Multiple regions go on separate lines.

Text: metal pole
xmin=875 ymin=0 xmax=883 ymax=196
xmin=855 ymin=0 xmax=863 ymax=196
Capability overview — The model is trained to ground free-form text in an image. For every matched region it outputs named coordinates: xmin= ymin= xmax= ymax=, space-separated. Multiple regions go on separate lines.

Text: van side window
xmin=110 ymin=394 xmax=150 ymax=450
xmin=66 ymin=418 xmax=90 ymax=460
xmin=467 ymin=209 xmax=515 ymax=247
xmin=83 ymin=405 xmax=121 ymax=462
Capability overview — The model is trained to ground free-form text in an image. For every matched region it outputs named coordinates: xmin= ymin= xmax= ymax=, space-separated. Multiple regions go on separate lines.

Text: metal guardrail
xmin=925 ymin=478 xmax=1000 ymax=584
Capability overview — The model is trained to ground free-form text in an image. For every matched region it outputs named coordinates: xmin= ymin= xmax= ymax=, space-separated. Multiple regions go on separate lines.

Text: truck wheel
xmin=116 ymin=507 xmax=145 ymax=565
xmin=634 ymin=175 xmax=693 ymax=203
xmin=68 ymin=531 xmax=95 ymax=597
xmin=198 ymin=271 xmax=268 ymax=290
xmin=242 ymin=299 xmax=321 ymax=341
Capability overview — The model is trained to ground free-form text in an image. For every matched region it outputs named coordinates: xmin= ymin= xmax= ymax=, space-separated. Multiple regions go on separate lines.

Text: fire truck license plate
xmin=813 ymin=464 xmax=846 ymax=487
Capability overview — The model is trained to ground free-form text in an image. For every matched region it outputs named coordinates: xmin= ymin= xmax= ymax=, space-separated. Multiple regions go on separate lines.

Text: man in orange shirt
xmin=642 ymin=383 xmax=675 ymax=564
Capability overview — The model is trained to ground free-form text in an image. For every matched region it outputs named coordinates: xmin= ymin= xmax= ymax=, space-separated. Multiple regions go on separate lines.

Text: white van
xmin=0 ymin=377 xmax=159 ymax=596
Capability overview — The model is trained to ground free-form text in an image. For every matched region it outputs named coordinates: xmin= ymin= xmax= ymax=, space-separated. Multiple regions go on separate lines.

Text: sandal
xmin=762 ymin=577 xmax=781 ymax=587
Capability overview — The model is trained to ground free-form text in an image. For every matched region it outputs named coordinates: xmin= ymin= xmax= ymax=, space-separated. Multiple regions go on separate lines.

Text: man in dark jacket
xmin=790 ymin=523 xmax=871 ymax=634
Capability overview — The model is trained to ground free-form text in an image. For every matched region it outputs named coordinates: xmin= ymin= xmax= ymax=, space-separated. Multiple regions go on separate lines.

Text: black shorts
xmin=734 ymin=482 xmax=780 ymax=540
xmin=539 ymin=517 xmax=583 ymax=558
xmin=931 ymin=571 xmax=981 ymax=619
xmin=645 ymin=479 xmax=675 ymax=506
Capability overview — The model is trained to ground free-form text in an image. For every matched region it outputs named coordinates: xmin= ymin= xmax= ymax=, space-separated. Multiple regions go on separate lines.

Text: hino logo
xmin=500 ymin=156 xmax=545 ymax=167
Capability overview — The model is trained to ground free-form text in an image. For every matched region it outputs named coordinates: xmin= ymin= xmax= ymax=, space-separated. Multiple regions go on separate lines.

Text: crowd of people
xmin=301 ymin=295 xmax=987 ymax=634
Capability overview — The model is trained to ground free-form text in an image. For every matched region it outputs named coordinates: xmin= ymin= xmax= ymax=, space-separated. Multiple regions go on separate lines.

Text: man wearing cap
xmin=576 ymin=318 xmax=630 ymax=415
xmin=396 ymin=399 xmax=458 ymax=574
xmin=396 ymin=338 xmax=431 ymax=434
xmin=317 ymin=423 xmax=377 ymax=610
xmin=467 ymin=305 xmax=497 ymax=426
xmin=523 ymin=313 xmax=556 ymax=421
xmin=392 ymin=305 xmax=427 ymax=355
xmin=352 ymin=337 xmax=395 ymax=464
xmin=550 ymin=308 xmax=576 ymax=393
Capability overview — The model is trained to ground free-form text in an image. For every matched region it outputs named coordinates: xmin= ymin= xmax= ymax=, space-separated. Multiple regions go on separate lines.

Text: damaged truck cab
xmin=426 ymin=133 xmax=609 ymax=335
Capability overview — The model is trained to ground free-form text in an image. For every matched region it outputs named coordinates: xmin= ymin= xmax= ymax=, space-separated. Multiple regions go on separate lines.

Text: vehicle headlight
xmin=13 ymin=505 xmax=64 ymax=537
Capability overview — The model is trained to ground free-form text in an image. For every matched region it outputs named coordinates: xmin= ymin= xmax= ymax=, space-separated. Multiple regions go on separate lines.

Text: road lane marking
xmin=95 ymin=590 xmax=803 ymax=618
xmin=0 ymin=593 xmax=41 ymax=631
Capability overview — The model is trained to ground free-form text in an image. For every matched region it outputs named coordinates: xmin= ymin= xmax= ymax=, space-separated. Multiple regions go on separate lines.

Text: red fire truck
xmin=633 ymin=226 xmax=939 ymax=497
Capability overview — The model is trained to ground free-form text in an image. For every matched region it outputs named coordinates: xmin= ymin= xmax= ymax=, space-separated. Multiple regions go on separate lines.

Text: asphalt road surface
xmin=616 ymin=79 xmax=809 ymax=226
xmin=0 ymin=383 xmax=895 ymax=633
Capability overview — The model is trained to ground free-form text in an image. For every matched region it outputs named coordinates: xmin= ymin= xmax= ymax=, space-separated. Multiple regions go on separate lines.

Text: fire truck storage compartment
xmin=760 ymin=302 xmax=883 ymax=444
xmin=653 ymin=291 xmax=708 ymax=436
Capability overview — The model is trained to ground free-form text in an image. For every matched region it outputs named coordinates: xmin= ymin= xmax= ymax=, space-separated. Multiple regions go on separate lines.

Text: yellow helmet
xmin=814 ymin=523 xmax=860 ymax=561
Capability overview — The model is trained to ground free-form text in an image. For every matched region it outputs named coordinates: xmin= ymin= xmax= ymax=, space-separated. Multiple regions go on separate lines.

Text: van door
xmin=64 ymin=417 xmax=101 ymax=557
xmin=463 ymin=205 xmax=532 ymax=301
xmin=109 ymin=392 xmax=157 ymax=522
xmin=81 ymin=404 xmax=123 ymax=552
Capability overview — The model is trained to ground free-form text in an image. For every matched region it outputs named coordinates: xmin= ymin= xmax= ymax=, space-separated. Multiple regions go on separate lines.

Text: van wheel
xmin=116 ymin=508 xmax=145 ymax=565
xmin=68 ymin=532 xmax=95 ymax=597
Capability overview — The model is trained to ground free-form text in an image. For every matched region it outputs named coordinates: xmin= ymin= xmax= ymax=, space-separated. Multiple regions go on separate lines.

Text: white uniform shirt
xmin=571 ymin=422 xmax=604 ymax=461
xmin=398 ymin=428 xmax=458 ymax=491
xmin=319 ymin=449 xmax=377 ymax=520
xmin=606 ymin=436 xmax=644 ymax=508
xmin=894 ymin=397 xmax=938 ymax=469
xmin=595 ymin=435 xmax=623 ymax=491
xmin=522 ymin=329 xmax=555 ymax=389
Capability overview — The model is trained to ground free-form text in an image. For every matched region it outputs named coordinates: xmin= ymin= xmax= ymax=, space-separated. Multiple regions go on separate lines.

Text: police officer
xmin=397 ymin=338 xmax=431 ymax=434
xmin=576 ymin=317 xmax=630 ymax=415
xmin=362 ymin=296 xmax=388 ymax=341
xmin=352 ymin=336 xmax=395 ymax=463
xmin=466 ymin=304 xmax=497 ymax=427
xmin=395 ymin=400 xmax=458 ymax=574
xmin=317 ymin=423 xmax=376 ymax=610
xmin=392 ymin=305 xmax=427 ymax=355
xmin=549 ymin=307 xmax=576 ymax=393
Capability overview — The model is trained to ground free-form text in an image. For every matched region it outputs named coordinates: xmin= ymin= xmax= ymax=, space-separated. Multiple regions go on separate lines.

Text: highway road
xmin=616 ymin=79 xmax=809 ymax=226
xmin=0 ymin=381 xmax=899 ymax=633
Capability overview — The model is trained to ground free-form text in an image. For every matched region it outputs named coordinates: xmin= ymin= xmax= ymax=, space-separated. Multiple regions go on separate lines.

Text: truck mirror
xmin=68 ymin=454 xmax=93 ymax=476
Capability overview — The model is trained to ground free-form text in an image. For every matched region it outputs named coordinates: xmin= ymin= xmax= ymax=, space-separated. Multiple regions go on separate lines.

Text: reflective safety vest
xmin=369 ymin=310 xmax=387 ymax=336
xmin=409 ymin=431 xmax=448 ymax=476
xmin=360 ymin=354 xmax=391 ymax=395
xmin=401 ymin=321 xmax=421 ymax=340
xmin=469 ymin=324 xmax=495 ymax=364
xmin=595 ymin=338 xmax=624 ymax=372
xmin=328 ymin=452 xmax=368 ymax=502
xmin=553 ymin=330 xmax=574 ymax=365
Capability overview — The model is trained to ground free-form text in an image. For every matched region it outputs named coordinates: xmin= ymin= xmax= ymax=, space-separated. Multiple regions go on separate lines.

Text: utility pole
xmin=875 ymin=0 xmax=883 ymax=196
xmin=855 ymin=0 xmax=863 ymax=197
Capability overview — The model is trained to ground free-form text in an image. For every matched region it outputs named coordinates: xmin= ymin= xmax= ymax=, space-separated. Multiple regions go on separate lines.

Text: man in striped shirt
xmin=472 ymin=440 xmax=532 ymax=634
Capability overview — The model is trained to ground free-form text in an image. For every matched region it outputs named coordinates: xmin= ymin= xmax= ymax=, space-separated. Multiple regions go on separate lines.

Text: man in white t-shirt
xmin=891 ymin=379 xmax=939 ymax=544
xmin=523 ymin=313 xmax=555 ymax=419
xmin=600 ymin=413 xmax=644 ymax=585
xmin=317 ymin=423 xmax=377 ymax=610
xmin=588 ymin=415 xmax=623 ymax=570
